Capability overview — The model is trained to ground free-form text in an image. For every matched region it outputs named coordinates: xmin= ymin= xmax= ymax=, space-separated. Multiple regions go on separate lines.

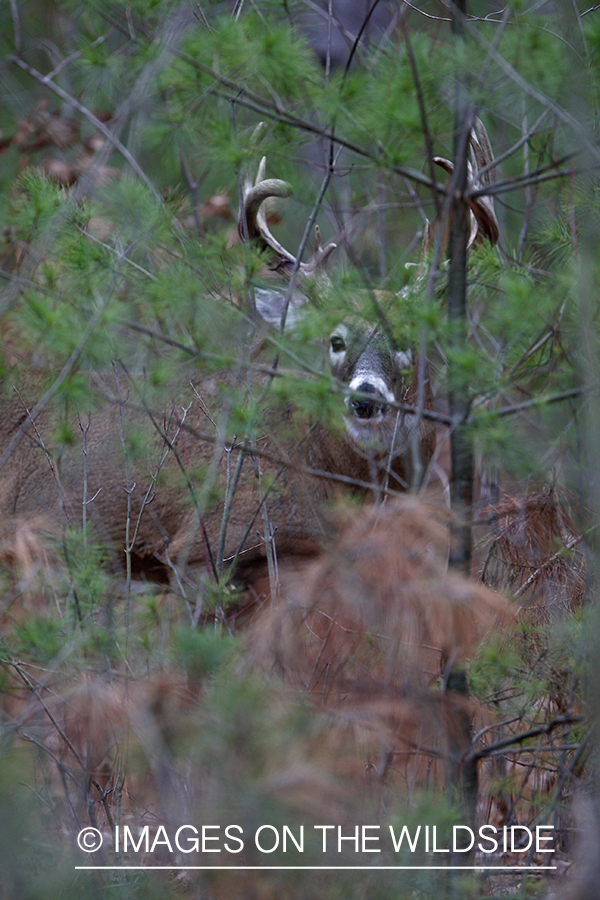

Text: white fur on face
xmin=344 ymin=352 xmax=414 ymax=456
xmin=327 ymin=323 xmax=416 ymax=455
xmin=344 ymin=407 xmax=415 ymax=457
xmin=346 ymin=373 xmax=395 ymax=408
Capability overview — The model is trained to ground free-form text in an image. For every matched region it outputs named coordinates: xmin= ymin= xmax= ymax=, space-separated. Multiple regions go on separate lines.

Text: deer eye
xmin=330 ymin=334 xmax=346 ymax=353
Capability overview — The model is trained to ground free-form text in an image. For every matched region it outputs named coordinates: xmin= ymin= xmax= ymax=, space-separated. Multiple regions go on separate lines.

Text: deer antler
xmin=239 ymin=157 xmax=337 ymax=276
xmin=430 ymin=117 xmax=500 ymax=250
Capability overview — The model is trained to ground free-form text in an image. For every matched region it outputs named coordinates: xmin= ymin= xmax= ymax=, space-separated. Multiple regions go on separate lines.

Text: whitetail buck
xmin=0 ymin=245 xmax=434 ymax=604
xmin=0 ymin=124 xmax=497 ymax=606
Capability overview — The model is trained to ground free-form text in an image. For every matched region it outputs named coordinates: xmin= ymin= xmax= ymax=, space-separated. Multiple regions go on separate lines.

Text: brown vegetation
xmin=479 ymin=485 xmax=587 ymax=619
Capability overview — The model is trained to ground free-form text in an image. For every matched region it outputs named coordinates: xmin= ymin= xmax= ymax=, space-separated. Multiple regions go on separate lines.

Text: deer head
xmin=238 ymin=116 xmax=498 ymax=466
xmin=239 ymin=158 xmax=433 ymax=468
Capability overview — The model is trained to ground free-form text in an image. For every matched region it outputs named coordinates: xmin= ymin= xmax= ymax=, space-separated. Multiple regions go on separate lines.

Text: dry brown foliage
xmin=0 ymin=489 xmax=583 ymax=896
xmin=249 ymin=497 xmax=512 ymax=685
xmin=0 ymin=515 xmax=60 ymax=624
xmin=478 ymin=485 xmax=587 ymax=620
xmin=0 ymin=498 xmax=517 ymax=825
xmin=6 ymin=668 xmax=196 ymax=834
xmin=245 ymin=496 xmax=514 ymax=792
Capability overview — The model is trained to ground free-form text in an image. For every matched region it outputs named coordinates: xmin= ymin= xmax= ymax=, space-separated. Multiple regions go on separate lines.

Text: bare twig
xmin=9 ymin=56 xmax=162 ymax=203
xmin=10 ymin=661 xmax=86 ymax=770
xmin=467 ymin=713 xmax=584 ymax=763
xmin=9 ymin=0 xmax=21 ymax=55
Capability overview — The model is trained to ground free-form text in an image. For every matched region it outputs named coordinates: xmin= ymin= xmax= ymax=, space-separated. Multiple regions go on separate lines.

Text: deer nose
xmin=349 ymin=382 xmax=388 ymax=420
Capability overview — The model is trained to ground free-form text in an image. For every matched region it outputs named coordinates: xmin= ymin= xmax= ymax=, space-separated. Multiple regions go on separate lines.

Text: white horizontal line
xmin=75 ymin=865 xmax=558 ymax=871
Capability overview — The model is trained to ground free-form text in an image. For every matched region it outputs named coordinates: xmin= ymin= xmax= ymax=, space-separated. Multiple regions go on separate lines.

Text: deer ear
xmin=254 ymin=286 xmax=304 ymax=330
xmin=395 ymin=349 xmax=413 ymax=371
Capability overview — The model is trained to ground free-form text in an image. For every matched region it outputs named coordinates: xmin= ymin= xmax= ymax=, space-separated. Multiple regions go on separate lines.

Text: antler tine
xmin=431 ymin=117 xmax=499 ymax=249
xmin=240 ymin=157 xmax=337 ymax=276
xmin=467 ymin=117 xmax=499 ymax=246
xmin=240 ymin=156 xmax=295 ymax=268
xmin=469 ymin=117 xmax=495 ymax=189
xmin=302 ymin=224 xmax=338 ymax=275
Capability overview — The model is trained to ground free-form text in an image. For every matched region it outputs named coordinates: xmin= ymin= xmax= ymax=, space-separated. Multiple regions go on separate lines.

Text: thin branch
xmin=342 ymin=0 xmax=384 ymax=76
xmin=513 ymin=531 xmax=585 ymax=600
xmin=401 ymin=18 xmax=441 ymax=217
xmin=489 ymin=386 xmax=586 ymax=419
xmin=9 ymin=55 xmax=162 ymax=203
xmin=466 ymin=21 xmax=600 ymax=166
xmin=9 ymin=0 xmax=21 ymax=55
xmin=466 ymin=713 xmax=584 ymax=763
xmin=11 ymin=661 xmax=87 ymax=770
xmin=181 ymin=53 xmax=447 ymax=193
xmin=278 ymin=144 xmax=343 ymax=335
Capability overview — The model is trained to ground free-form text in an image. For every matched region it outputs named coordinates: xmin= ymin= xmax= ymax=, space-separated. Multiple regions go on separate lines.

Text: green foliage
xmin=0 ymin=747 xmax=182 ymax=898
xmin=62 ymin=529 xmax=112 ymax=612
xmin=330 ymin=33 xmax=449 ymax=168
xmin=171 ymin=626 xmax=237 ymax=680
xmin=9 ymin=614 xmax=65 ymax=663
xmin=202 ymin=15 xmax=318 ymax=99
xmin=6 ymin=170 xmax=69 ymax=238
xmin=97 ymin=178 xmax=173 ymax=254
xmin=471 ymin=615 xmax=584 ymax=712
xmin=501 ymin=14 xmax=571 ymax=102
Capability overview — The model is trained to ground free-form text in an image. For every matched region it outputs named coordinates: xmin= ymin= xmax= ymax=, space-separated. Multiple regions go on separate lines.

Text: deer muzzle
xmin=348 ymin=382 xmax=389 ymax=421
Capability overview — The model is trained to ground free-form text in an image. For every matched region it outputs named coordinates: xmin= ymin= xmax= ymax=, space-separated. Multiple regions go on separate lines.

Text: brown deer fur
xmin=0 ymin=353 xmax=436 ymax=592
